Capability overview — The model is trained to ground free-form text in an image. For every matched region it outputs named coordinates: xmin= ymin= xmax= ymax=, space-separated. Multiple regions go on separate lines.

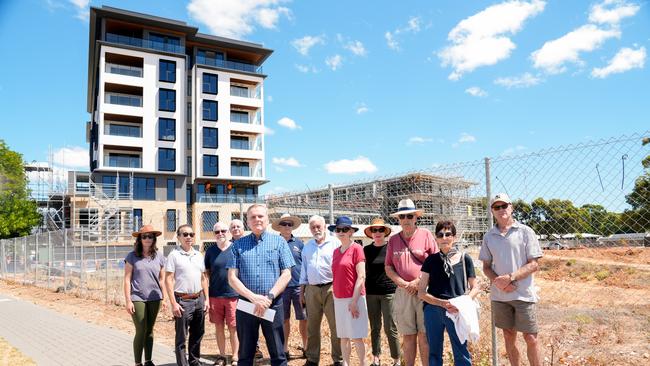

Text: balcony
xmin=105 ymin=63 xmax=143 ymax=77
xmin=196 ymin=55 xmax=263 ymax=74
xmin=230 ymin=85 xmax=261 ymax=99
xmin=105 ymin=33 xmax=184 ymax=54
xmin=103 ymin=153 xmax=142 ymax=168
xmin=230 ymin=135 xmax=262 ymax=151
xmin=105 ymin=93 xmax=142 ymax=107
xmin=196 ymin=193 xmax=263 ymax=204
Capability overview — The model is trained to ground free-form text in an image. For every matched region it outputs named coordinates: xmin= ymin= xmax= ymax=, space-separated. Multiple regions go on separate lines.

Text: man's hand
xmin=172 ymin=302 xmax=184 ymax=318
xmin=204 ymin=298 xmax=210 ymax=312
xmin=348 ymin=299 xmax=360 ymax=319
xmin=299 ymin=288 xmax=306 ymax=307
xmin=493 ymin=275 xmax=512 ymax=290
xmin=160 ymin=300 xmax=168 ymax=313
xmin=251 ymin=294 xmax=271 ymax=317
xmin=503 ymin=283 xmax=517 ymax=293
xmin=405 ymin=278 xmax=420 ymax=295
xmin=125 ymin=301 xmax=135 ymax=315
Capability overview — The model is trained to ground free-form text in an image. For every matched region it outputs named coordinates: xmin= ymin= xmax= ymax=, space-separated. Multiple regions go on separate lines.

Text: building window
xmin=186 ymin=128 xmax=192 ymax=149
xmin=230 ymin=136 xmax=249 ymax=150
xmin=203 ymin=100 xmax=217 ymax=121
xmin=158 ymin=148 xmax=176 ymax=171
xmin=186 ymin=156 xmax=192 ymax=176
xmin=231 ymin=111 xmax=249 ymax=123
xmin=201 ymin=211 xmax=218 ymax=232
xmin=105 ymin=123 xmax=141 ymax=137
xmin=203 ymin=155 xmax=218 ymax=176
xmin=186 ymin=185 xmax=192 ymax=204
xmin=166 ymin=209 xmax=177 ymax=232
xmin=167 ymin=178 xmax=175 ymax=200
xmin=203 ymin=73 xmax=217 ymax=94
xmin=231 ymin=162 xmax=250 ymax=177
xmin=197 ymin=50 xmax=225 ymax=66
xmin=186 ymin=102 xmax=192 ymax=124
xmin=106 ymin=153 xmax=141 ymax=168
xmin=149 ymin=33 xmax=181 ymax=53
xmin=159 ymin=89 xmax=176 ymax=112
xmin=203 ymin=127 xmax=218 ymax=148
xmin=230 ymin=85 xmax=248 ymax=97
xmin=133 ymin=177 xmax=155 ymax=200
xmin=159 ymin=59 xmax=176 ymax=83
xmin=159 ymin=118 xmax=175 ymax=141
xmin=133 ymin=208 xmax=143 ymax=231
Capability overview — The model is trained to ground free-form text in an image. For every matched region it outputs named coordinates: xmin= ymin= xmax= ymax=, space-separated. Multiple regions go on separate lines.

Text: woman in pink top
xmin=330 ymin=216 xmax=368 ymax=366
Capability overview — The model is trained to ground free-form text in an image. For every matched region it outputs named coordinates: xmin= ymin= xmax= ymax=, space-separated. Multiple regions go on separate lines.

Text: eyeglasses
xmin=370 ymin=227 xmax=386 ymax=233
xmin=492 ymin=203 xmax=509 ymax=211
xmin=279 ymin=222 xmax=294 ymax=227
xmin=398 ymin=214 xmax=415 ymax=220
xmin=180 ymin=232 xmax=195 ymax=238
xmin=214 ymin=230 xmax=227 ymax=234
xmin=335 ymin=227 xmax=351 ymax=233
xmin=436 ymin=232 xmax=454 ymax=238
xmin=141 ymin=234 xmax=155 ymax=240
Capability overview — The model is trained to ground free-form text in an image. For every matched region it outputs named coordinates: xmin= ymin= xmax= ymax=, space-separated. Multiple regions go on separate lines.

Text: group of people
xmin=123 ymin=193 xmax=543 ymax=366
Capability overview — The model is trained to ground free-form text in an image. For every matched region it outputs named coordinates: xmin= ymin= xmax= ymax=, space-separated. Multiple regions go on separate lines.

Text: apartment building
xmin=77 ymin=6 xmax=271 ymax=247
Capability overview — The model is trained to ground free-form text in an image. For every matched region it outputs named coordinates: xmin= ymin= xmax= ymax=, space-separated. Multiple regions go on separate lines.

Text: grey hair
xmin=229 ymin=219 xmax=244 ymax=229
xmin=213 ymin=222 xmax=228 ymax=231
xmin=308 ymin=215 xmax=326 ymax=226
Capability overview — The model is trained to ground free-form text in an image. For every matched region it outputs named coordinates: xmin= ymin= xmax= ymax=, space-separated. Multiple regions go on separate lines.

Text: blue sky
xmin=0 ymin=0 xmax=648 ymax=195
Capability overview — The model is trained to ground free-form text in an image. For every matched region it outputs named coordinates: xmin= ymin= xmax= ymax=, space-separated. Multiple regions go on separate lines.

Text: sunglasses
xmin=370 ymin=227 xmax=386 ymax=233
xmin=279 ymin=222 xmax=294 ymax=227
xmin=398 ymin=214 xmax=415 ymax=220
xmin=214 ymin=230 xmax=227 ymax=234
xmin=492 ymin=203 xmax=509 ymax=211
xmin=436 ymin=232 xmax=454 ymax=238
xmin=141 ymin=234 xmax=155 ymax=240
xmin=335 ymin=227 xmax=351 ymax=233
xmin=180 ymin=232 xmax=195 ymax=238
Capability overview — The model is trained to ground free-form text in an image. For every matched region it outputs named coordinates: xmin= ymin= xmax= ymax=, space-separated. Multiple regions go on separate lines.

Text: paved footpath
xmin=0 ymin=291 xmax=189 ymax=366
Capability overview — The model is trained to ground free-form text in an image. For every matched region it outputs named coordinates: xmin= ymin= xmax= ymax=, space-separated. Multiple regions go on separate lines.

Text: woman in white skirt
xmin=329 ymin=216 xmax=368 ymax=366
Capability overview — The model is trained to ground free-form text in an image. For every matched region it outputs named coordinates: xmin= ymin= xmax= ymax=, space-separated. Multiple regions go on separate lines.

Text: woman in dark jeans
xmin=123 ymin=225 xmax=167 ymax=366
xmin=418 ymin=221 xmax=479 ymax=366
xmin=364 ymin=218 xmax=400 ymax=366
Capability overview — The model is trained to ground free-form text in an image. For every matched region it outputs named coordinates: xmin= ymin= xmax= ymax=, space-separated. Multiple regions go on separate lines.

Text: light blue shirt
xmin=299 ymin=233 xmax=340 ymax=285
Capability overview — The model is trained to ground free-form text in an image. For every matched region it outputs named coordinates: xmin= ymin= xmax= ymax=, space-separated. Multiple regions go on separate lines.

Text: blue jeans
xmin=423 ymin=303 xmax=471 ymax=366
xmin=236 ymin=300 xmax=287 ymax=366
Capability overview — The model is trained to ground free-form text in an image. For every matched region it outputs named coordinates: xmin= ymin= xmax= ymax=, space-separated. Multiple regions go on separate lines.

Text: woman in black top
xmin=363 ymin=218 xmax=400 ymax=366
xmin=418 ymin=221 xmax=479 ymax=366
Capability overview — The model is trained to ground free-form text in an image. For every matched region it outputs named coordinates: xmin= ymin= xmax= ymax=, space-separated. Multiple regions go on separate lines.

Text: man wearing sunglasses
xmin=479 ymin=193 xmax=543 ymax=366
xmin=271 ymin=213 xmax=307 ymax=360
xmin=165 ymin=224 xmax=210 ymax=366
xmin=385 ymin=199 xmax=438 ymax=366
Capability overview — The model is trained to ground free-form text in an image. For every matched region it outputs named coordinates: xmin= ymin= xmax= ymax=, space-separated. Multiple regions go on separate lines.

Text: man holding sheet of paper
xmin=227 ymin=204 xmax=295 ymax=366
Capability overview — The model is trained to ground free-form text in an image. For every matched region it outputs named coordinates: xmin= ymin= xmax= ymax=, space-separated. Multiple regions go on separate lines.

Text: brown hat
xmin=364 ymin=218 xmax=392 ymax=238
xmin=271 ymin=213 xmax=302 ymax=231
xmin=131 ymin=224 xmax=162 ymax=238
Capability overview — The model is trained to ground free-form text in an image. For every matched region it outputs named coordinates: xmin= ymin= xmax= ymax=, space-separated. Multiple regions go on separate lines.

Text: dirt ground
xmin=0 ymin=336 xmax=35 ymax=366
xmin=1 ymin=247 xmax=650 ymax=365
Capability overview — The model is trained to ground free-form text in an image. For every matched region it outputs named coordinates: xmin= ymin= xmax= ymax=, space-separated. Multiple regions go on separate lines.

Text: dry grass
xmin=0 ymin=336 xmax=35 ymax=366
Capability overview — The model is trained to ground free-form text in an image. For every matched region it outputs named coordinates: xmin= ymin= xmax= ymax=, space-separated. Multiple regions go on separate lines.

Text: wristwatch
xmin=509 ymin=273 xmax=516 ymax=282
xmin=267 ymin=292 xmax=275 ymax=301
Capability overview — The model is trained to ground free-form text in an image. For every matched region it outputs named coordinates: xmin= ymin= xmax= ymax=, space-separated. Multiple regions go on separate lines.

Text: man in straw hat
xmin=385 ymin=199 xmax=438 ymax=366
xmin=479 ymin=193 xmax=543 ymax=366
xmin=272 ymin=213 xmax=307 ymax=359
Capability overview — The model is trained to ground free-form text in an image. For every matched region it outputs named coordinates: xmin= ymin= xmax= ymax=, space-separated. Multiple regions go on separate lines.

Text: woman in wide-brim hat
xmin=123 ymin=225 xmax=166 ymax=366
xmin=364 ymin=218 xmax=400 ymax=366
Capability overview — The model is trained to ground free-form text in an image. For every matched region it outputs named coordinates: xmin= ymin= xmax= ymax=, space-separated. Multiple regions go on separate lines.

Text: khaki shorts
xmin=392 ymin=287 xmax=425 ymax=335
xmin=492 ymin=300 xmax=538 ymax=334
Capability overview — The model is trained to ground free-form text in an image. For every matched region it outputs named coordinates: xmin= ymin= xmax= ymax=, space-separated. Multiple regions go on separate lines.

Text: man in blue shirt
xmin=227 ymin=204 xmax=295 ymax=366
xmin=272 ymin=213 xmax=307 ymax=359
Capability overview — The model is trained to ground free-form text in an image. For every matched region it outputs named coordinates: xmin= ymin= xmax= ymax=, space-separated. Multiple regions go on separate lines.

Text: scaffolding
xmin=265 ymin=172 xmax=489 ymax=245
xmin=25 ymin=148 xmax=67 ymax=232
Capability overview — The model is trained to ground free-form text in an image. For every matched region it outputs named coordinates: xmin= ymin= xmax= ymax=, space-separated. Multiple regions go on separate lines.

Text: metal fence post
xmin=63 ymin=229 xmax=68 ymax=293
xmin=485 ymin=157 xmax=498 ymax=366
xmin=23 ymin=237 xmax=27 ymax=285
xmin=35 ymin=232 xmax=39 ymax=285
xmin=13 ymin=237 xmax=17 ymax=281
xmin=47 ymin=231 xmax=51 ymax=290
xmin=80 ymin=227 xmax=84 ymax=295
xmin=105 ymin=228 xmax=109 ymax=304
xmin=328 ymin=184 xmax=334 ymax=225
xmin=239 ymin=198 xmax=244 ymax=222
xmin=1 ymin=240 xmax=5 ymax=279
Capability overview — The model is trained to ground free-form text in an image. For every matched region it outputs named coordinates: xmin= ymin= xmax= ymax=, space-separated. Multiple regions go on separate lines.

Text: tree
xmin=0 ymin=140 xmax=40 ymax=238
xmin=623 ymin=138 xmax=650 ymax=232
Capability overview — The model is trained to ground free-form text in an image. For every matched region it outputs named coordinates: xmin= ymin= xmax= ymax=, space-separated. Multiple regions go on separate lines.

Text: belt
xmin=174 ymin=292 xmax=201 ymax=300
xmin=312 ymin=282 xmax=332 ymax=288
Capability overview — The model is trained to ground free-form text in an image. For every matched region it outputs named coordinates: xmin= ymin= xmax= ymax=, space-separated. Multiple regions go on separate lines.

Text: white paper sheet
xmin=236 ymin=299 xmax=276 ymax=322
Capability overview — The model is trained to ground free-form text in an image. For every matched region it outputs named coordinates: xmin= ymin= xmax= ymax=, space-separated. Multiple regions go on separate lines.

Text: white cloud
xmin=325 ymin=54 xmax=343 ymax=71
xmin=407 ymin=137 xmax=433 ymax=145
xmin=494 ymin=72 xmax=542 ymax=88
xmin=277 ymin=117 xmax=301 ymax=130
xmin=267 ymin=95 xmax=273 ymax=102
xmin=385 ymin=16 xmax=422 ymax=50
xmin=439 ymin=0 xmax=546 ymax=80
xmin=591 ymin=46 xmax=646 ymax=78
xmin=465 ymin=86 xmax=488 ymax=97
xmin=344 ymin=40 xmax=367 ymax=56
xmin=501 ymin=145 xmax=527 ymax=156
xmin=324 ymin=156 xmax=378 ymax=174
xmin=272 ymin=157 xmax=303 ymax=167
xmin=68 ymin=0 xmax=89 ymax=20
xmin=264 ymin=126 xmax=275 ymax=135
xmin=53 ymin=146 xmax=88 ymax=168
xmin=531 ymin=24 xmax=620 ymax=74
xmin=291 ymin=35 xmax=325 ymax=56
xmin=459 ymin=133 xmax=477 ymax=143
xmin=589 ymin=0 xmax=640 ymax=25
xmin=187 ymin=0 xmax=291 ymax=39
xmin=356 ymin=103 xmax=370 ymax=115
xmin=295 ymin=64 xmax=319 ymax=73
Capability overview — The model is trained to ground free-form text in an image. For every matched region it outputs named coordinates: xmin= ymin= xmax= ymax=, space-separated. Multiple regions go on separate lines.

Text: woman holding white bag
xmin=418 ymin=220 xmax=480 ymax=366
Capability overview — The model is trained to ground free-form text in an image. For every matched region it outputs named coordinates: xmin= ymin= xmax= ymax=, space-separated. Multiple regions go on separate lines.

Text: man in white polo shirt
xmin=165 ymin=224 xmax=210 ymax=366
xmin=479 ymin=193 xmax=543 ymax=366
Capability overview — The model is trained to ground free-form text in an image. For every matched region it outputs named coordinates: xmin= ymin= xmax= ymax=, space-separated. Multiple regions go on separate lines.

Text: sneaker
xmin=333 ymin=362 xmax=343 ymax=366
xmin=255 ymin=346 xmax=263 ymax=359
xmin=143 ymin=362 xmax=156 ymax=366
